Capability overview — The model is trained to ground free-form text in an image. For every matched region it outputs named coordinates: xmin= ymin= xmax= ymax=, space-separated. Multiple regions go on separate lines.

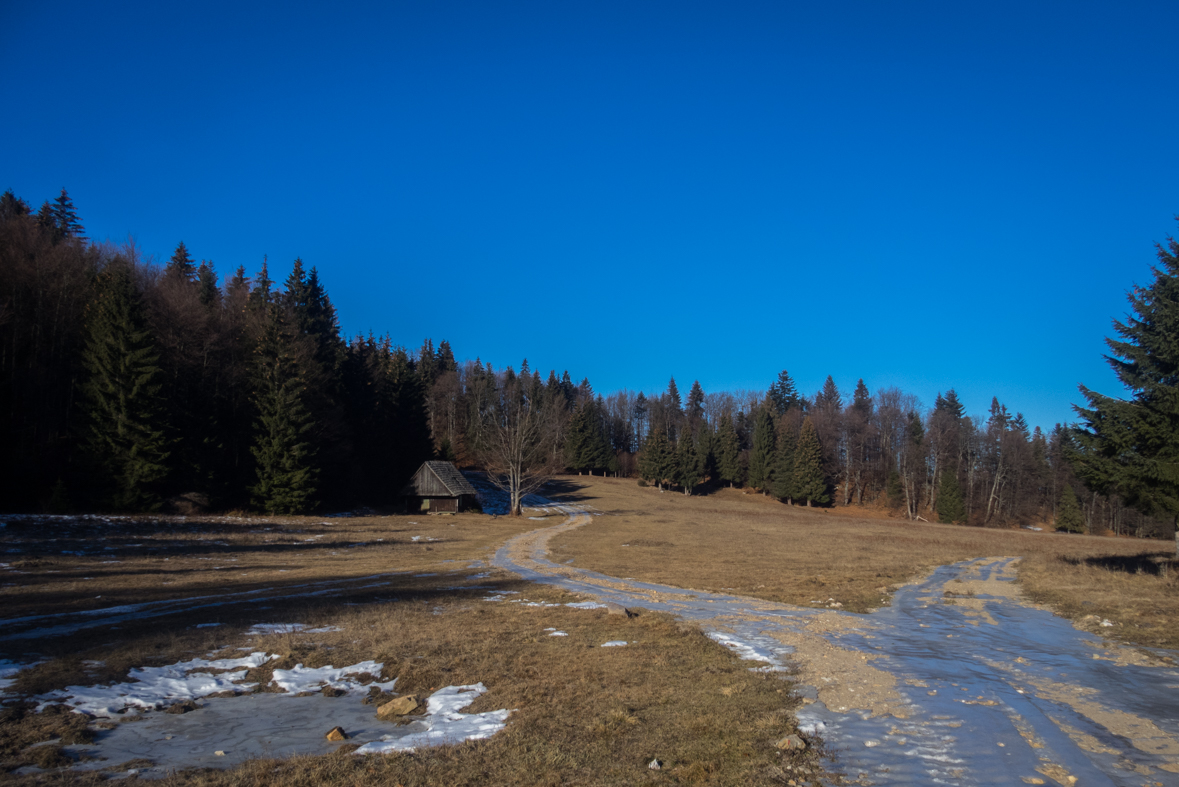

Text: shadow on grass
xmin=1069 ymin=552 xmax=1177 ymax=576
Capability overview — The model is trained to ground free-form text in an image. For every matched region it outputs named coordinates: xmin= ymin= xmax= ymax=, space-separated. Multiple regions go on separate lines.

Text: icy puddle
xmin=495 ymin=507 xmax=1179 ymax=786
xmin=19 ymin=648 xmax=510 ymax=777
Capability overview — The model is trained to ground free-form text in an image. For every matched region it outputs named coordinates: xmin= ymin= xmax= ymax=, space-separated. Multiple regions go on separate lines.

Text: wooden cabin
xmin=401 ymin=461 xmax=479 ymax=513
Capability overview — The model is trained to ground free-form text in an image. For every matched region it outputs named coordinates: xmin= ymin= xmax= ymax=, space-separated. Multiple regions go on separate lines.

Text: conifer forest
xmin=1 ymin=189 xmax=1174 ymax=539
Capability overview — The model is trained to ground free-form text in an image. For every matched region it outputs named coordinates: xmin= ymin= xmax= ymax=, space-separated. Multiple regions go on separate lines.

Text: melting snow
xmin=271 ymin=660 xmax=395 ymax=694
xmin=246 ymin=623 xmax=342 ymax=636
xmin=39 ymin=653 xmax=275 ymax=716
xmin=354 ymin=683 xmax=511 ymax=753
xmin=601 ymin=641 xmax=628 ymax=647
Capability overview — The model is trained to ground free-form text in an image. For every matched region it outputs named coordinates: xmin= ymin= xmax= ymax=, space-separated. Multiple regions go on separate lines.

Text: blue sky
xmin=3 ymin=0 xmax=1177 ymax=431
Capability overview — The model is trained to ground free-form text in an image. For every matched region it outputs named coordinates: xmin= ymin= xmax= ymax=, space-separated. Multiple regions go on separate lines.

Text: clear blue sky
xmin=4 ymin=0 xmax=1177 ymax=431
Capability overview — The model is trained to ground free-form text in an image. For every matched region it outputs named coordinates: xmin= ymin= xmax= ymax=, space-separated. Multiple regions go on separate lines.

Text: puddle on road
xmin=494 ymin=509 xmax=1179 ymax=786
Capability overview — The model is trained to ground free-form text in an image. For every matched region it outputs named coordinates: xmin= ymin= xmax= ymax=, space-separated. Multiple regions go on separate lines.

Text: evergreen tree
xmin=1072 ymin=225 xmax=1179 ymax=522
xmin=196 ymin=261 xmax=219 ymax=307
xmin=1056 ymin=484 xmax=1084 ymax=533
xmin=0 ymin=190 xmax=30 ymax=220
xmin=51 ymin=188 xmax=85 ymax=240
xmin=638 ymin=428 xmax=674 ymax=490
xmin=716 ymin=413 xmax=742 ymax=487
xmin=747 ymin=406 xmax=776 ymax=492
xmin=937 ymin=469 xmax=966 ymax=523
xmin=686 ymin=380 xmax=705 ymax=434
xmin=81 ymin=261 xmax=171 ymax=510
xmin=768 ymin=369 xmax=801 ymax=415
xmin=792 ymin=417 xmax=828 ymax=506
xmin=436 ymin=340 xmax=457 ymax=373
xmin=772 ymin=425 xmax=797 ymax=501
xmin=166 ymin=242 xmax=197 ymax=282
xmin=250 ymin=304 xmax=317 ymax=514
xmin=675 ymin=433 xmax=701 ymax=495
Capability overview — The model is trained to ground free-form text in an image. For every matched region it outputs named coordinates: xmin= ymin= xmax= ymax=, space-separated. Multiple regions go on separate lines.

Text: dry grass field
xmin=0 ymin=510 xmax=823 ymax=785
xmin=545 ymin=476 xmax=1179 ymax=649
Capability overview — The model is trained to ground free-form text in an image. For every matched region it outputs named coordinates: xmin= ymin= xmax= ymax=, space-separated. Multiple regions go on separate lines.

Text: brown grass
xmin=544 ymin=476 xmax=1178 ymax=647
xmin=0 ymin=509 xmax=829 ymax=784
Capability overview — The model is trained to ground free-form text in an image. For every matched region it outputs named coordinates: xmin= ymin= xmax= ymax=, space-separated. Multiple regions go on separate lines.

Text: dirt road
xmin=495 ymin=504 xmax=1179 ymax=786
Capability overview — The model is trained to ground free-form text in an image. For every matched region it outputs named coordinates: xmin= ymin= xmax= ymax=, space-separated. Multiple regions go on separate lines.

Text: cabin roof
xmin=402 ymin=461 xmax=478 ymax=497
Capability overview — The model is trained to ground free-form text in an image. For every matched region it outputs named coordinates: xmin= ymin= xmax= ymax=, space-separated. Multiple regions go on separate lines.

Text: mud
xmin=493 ymin=504 xmax=1179 ymax=786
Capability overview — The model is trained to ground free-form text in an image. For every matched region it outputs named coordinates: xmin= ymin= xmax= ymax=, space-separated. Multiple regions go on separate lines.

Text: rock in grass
xmin=326 ymin=726 xmax=348 ymax=741
xmin=377 ymin=695 xmax=421 ymax=718
xmin=605 ymin=602 xmax=634 ymax=618
xmin=775 ymin=734 xmax=807 ymax=751
xmin=648 ymin=759 xmax=662 ymax=770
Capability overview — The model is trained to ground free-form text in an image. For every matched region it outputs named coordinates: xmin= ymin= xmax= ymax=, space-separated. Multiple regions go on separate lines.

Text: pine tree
xmin=716 ymin=413 xmax=742 ymax=487
xmin=1072 ymin=224 xmax=1179 ymax=522
xmin=250 ymin=304 xmax=317 ymax=514
xmin=772 ymin=425 xmax=797 ymax=501
xmin=792 ymin=417 xmax=828 ymax=506
xmin=937 ymin=470 xmax=966 ymax=524
xmin=768 ymin=370 xmax=801 ymax=415
xmin=747 ymin=407 xmax=776 ymax=492
xmin=81 ymin=261 xmax=171 ymax=510
xmin=1056 ymin=484 xmax=1084 ymax=533
xmin=675 ymin=433 xmax=701 ymax=495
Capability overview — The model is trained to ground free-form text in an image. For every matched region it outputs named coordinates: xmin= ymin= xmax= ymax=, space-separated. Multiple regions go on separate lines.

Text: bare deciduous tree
xmin=474 ymin=370 xmax=565 ymax=516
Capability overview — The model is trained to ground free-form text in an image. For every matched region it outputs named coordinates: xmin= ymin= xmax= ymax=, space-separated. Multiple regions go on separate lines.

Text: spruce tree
xmin=1056 ymin=484 xmax=1084 ymax=533
xmin=792 ymin=417 xmax=828 ymax=506
xmin=1072 ymin=225 xmax=1179 ymax=521
xmin=747 ymin=407 xmax=776 ymax=493
xmin=772 ymin=425 xmax=797 ymax=501
xmin=937 ymin=469 xmax=966 ymax=524
xmin=716 ymin=413 xmax=742 ymax=487
xmin=196 ymin=261 xmax=219 ymax=307
xmin=768 ymin=370 xmax=801 ymax=415
xmin=81 ymin=261 xmax=171 ymax=510
xmin=675 ymin=433 xmax=701 ymax=495
xmin=638 ymin=429 xmax=673 ymax=490
xmin=166 ymin=242 xmax=197 ymax=282
xmin=51 ymin=188 xmax=85 ymax=240
xmin=250 ymin=305 xmax=317 ymax=514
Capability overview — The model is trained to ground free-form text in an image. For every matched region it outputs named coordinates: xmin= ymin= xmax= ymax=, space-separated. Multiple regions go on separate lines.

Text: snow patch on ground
xmin=601 ymin=641 xmax=628 ymax=647
xmin=354 ymin=683 xmax=511 ymax=753
xmin=271 ymin=660 xmax=395 ymax=694
xmin=565 ymin=601 xmax=608 ymax=610
xmin=246 ymin=623 xmax=342 ymax=636
xmin=706 ymin=631 xmax=783 ymax=669
xmin=39 ymin=653 xmax=276 ymax=716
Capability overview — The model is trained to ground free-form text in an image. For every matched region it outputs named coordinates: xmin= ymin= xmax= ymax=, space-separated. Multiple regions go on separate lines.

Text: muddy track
xmin=494 ymin=505 xmax=1179 ymax=786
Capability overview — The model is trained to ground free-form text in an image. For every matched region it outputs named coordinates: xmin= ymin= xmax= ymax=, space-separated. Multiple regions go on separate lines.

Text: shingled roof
xmin=402 ymin=460 xmax=478 ymax=497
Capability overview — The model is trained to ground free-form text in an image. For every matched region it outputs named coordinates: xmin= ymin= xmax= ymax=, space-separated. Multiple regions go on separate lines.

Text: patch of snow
xmin=548 ymin=631 xmax=568 ymax=637
xmin=601 ymin=641 xmax=628 ymax=647
xmin=565 ymin=601 xmax=608 ymax=610
xmin=195 ymin=623 xmax=222 ymax=629
xmin=0 ymin=660 xmax=33 ymax=693
xmin=354 ymin=683 xmax=511 ymax=753
xmin=482 ymin=592 xmax=520 ymax=602
xmin=528 ymin=516 xmax=547 ymax=521
xmin=270 ymin=660 xmax=394 ymax=694
xmin=39 ymin=652 xmax=276 ymax=716
xmin=410 ymin=536 xmax=421 ymax=542
xmin=246 ymin=623 xmax=342 ymax=636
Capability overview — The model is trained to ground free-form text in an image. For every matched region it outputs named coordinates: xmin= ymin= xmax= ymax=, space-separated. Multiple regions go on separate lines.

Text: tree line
xmin=1 ymin=188 xmax=1173 ymax=536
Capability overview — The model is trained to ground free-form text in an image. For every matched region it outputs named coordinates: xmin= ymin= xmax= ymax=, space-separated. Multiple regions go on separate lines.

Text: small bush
xmin=637 ymin=479 xmax=648 ymax=487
